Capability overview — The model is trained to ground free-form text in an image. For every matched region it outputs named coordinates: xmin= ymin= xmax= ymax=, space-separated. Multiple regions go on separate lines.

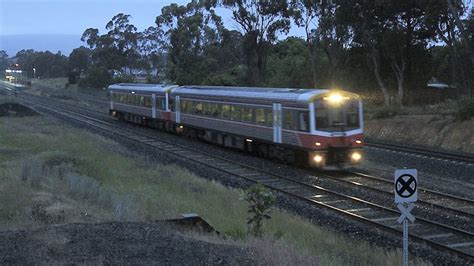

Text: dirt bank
xmin=365 ymin=115 xmax=474 ymax=154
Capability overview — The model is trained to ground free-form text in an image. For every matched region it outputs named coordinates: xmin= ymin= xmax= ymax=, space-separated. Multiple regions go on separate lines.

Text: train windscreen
xmin=314 ymin=99 xmax=360 ymax=132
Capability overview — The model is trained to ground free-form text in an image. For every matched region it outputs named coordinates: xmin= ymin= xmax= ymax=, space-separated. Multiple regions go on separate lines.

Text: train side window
xmin=169 ymin=98 xmax=174 ymax=111
xmin=242 ymin=107 xmax=253 ymax=123
xmin=146 ymin=97 xmax=152 ymax=108
xmin=298 ymin=111 xmax=309 ymax=132
xmin=211 ymin=103 xmax=221 ymax=118
xmin=193 ymin=101 xmax=203 ymax=114
xmin=140 ymin=96 xmax=145 ymax=107
xmin=203 ymin=102 xmax=211 ymax=116
xmin=181 ymin=100 xmax=187 ymax=113
xmin=255 ymin=108 xmax=265 ymax=125
xmin=222 ymin=104 xmax=231 ymax=120
xmin=119 ymin=95 xmax=124 ymax=103
xmin=283 ymin=109 xmax=293 ymax=129
xmin=265 ymin=109 xmax=273 ymax=126
xmin=186 ymin=100 xmax=193 ymax=113
xmin=231 ymin=105 xmax=241 ymax=121
xmin=156 ymin=97 xmax=162 ymax=110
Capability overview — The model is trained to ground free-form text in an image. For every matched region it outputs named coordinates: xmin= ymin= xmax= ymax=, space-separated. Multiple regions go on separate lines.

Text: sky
xmin=0 ymin=0 xmax=304 ymax=55
xmin=0 ymin=0 xmax=193 ymax=35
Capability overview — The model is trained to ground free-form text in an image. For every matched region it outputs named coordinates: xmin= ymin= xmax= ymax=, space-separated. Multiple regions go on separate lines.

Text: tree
xmin=81 ymin=13 xmax=140 ymax=74
xmin=68 ymin=46 xmax=91 ymax=83
xmin=0 ymin=51 xmax=9 ymax=77
xmin=293 ymin=0 xmax=321 ymax=87
xmin=155 ymin=1 xmax=225 ymax=84
xmin=216 ymin=0 xmax=295 ymax=85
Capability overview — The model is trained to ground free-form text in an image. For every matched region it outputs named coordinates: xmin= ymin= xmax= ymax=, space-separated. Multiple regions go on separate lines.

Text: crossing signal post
xmin=394 ymin=169 xmax=418 ymax=266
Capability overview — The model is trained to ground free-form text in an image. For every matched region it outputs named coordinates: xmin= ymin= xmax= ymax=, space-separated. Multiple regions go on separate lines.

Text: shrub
xmin=371 ymin=105 xmax=400 ymax=119
xmin=243 ymin=184 xmax=276 ymax=237
xmin=455 ymin=98 xmax=474 ymax=121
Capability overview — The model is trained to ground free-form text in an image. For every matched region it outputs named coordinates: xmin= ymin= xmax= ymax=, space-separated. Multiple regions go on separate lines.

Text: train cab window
xmin=203 ymin=102 xmax=211 ymax=116
xmin=346 ymin=101 xmax=360 ymax=128
xmin=169 ymin=98 xmax=175 ymax=111
xmin=298 ymin=111 xmax=309 ymax=132
xmin=231 ymin=105 xmax=241 ymax=121
xmin=242 ymin=107 xmax=253 ymax=123
xmin=255 ymin=109 xmax=265 ymax=125
xmin=222 ymin=105 xmax=231 ymax=120
xmin=315 ymin=99 xmax=360 ymax=132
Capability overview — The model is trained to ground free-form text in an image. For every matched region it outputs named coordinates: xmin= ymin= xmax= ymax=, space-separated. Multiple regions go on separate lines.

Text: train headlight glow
xmin=315 ymin=142 xmax=321 ymax=146
xmin=355 ymin=140 xmax=362 ymax=144
xmin=351 ymin=152 xmax=362 ymax=161
xmin=313 ymin=155 xmax=323 ymax=163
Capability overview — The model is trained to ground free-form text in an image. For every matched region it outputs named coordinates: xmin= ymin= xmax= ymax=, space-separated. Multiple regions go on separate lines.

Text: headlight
xmin=351 ymin=152 xmax=362 ymax=161
xmin=313 ymin=155 xmax=324 ymax=163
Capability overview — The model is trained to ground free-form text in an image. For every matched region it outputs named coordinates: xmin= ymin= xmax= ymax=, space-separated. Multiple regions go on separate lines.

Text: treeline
xmin=2 ymin=0 xmax=473 ymax=106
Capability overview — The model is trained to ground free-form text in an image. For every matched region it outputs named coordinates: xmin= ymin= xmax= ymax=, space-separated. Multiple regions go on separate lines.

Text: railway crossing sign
xmin=394 ymin=169 xmax=417 ymax=203
xmin=394 ymin=168 xmax=418 ymax=266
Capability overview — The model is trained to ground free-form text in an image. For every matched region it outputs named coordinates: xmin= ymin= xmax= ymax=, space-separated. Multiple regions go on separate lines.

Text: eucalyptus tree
xmin=81 ymin=13 xmax=140 ymax=75
xmin=210 ymin=0 xmax=295 ymax=85
xmin=155 ymin=0 xmax=225 ymax=84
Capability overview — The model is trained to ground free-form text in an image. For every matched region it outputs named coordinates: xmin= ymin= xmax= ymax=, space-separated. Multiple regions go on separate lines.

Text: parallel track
xmin=366 ymin=139 xmax=474 ymax=164
xmin=4 ymin=88 xmax=471 ymax=262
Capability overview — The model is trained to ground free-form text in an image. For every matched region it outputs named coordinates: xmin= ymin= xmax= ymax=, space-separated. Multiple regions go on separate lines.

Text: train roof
xmin=175 ymin=85 xmax=330 ymax=103
xmin=108 ymin=84 xmax=359 ymax=103
xmin=108 ymin=83 xmax=176 ymax=93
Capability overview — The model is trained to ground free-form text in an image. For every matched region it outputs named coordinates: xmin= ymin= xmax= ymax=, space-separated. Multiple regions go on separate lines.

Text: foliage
xmin=77 ymin=66 xmax=112 ymax=89
xmin=14 ymin=49 xmax=68 ymax=79
xmin=243 ymin=184 xmax=276 ymax=237
xmin=371 ymin=105 xmax=401 ymax=119
xmin=0 ymin=50 xmax=9 ymax=78
xmin=456 ymin=98 xmax=474 ymax=121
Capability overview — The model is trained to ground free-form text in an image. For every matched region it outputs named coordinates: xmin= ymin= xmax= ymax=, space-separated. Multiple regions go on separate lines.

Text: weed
xmin=371 ymin=105 xmax=401 ymax=119
xmin=243 ymin=184 xmax=276 ymax=238
xmin=456 ymin=98 xmax=474 ymax=121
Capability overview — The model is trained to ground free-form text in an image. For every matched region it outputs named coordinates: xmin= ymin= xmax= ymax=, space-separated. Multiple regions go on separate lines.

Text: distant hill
xmin=0 ymin=34 xmax=84 ymax=57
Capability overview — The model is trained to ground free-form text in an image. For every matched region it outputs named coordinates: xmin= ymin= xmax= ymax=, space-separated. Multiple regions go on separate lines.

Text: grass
xmin=0 ymin=100 xmax=431 ymax=265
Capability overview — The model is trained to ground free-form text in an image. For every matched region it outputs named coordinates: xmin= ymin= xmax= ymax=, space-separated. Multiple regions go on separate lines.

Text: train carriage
xmin=108 ymin=83 xmax=364 ymax=168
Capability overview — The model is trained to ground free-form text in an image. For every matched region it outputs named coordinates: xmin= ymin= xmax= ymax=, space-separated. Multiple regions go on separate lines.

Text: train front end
xmin=304 ymin=91 xmax=363 ymax=168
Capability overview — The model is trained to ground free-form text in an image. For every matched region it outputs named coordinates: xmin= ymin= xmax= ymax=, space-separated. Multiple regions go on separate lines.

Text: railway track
xmin=6 ymin=90 xmax=472 ymax=262
xmin=365 ymin=139 xmax=474 ymax=164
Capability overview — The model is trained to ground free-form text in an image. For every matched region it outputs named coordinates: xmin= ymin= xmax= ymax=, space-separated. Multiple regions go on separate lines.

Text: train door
xmin=152 ymin=93 xmax=156 ymax=118
xmin=273 ymin=103 xmax=282 ymax=143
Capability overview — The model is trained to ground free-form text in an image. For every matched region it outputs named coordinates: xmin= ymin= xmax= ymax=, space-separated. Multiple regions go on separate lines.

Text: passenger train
xmin=108 ymin=84 xmax=364 ymax=168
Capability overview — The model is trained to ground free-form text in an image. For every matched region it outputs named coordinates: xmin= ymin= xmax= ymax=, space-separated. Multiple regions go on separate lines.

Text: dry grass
xmin=0 ymin=101 xmax=431 ymax=265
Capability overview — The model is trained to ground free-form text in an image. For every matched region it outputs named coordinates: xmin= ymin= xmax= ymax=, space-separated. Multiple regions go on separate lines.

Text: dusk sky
xmin=0 ymin=0 xmax=193 ymax=35
xmin=0 ymin=0 xmax=304 ymax=55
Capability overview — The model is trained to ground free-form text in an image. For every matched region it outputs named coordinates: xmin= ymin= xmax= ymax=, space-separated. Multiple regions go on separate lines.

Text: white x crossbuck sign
xmin=397 ymin=203 xmax=415 ymax=223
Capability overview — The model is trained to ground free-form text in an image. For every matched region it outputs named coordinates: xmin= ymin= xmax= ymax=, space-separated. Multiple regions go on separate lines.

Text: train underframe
xmin=111 ymin=110 xmax=362 ymax=168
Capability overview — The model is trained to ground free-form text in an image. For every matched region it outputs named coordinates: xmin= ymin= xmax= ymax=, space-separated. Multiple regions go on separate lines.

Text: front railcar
xmin=304 ymin=91 xmax=363 ymax=167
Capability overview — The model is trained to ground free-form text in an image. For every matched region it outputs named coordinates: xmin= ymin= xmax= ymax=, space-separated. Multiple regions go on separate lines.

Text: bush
xmin=371 ymin=105 xmax=401 ymax=119
xmin=78 ymin=66 xmax=112 ymax=89
xmin=243 ymin=184 xmax=276 ymax=237
xmin=456 ymin=98 xmax=474 ymax=121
